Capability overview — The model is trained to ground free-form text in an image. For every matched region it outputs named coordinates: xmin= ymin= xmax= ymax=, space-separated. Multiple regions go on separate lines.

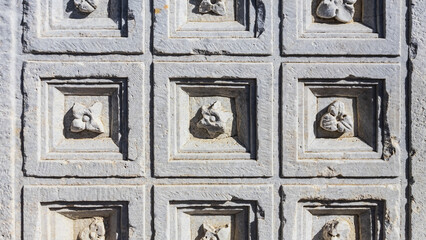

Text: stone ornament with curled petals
xmin=78 ymin=217 xmax=106 ymax=240
xmin=70 ymin=102 xmax=105 ymax=134
xmin=322 ymin=219 xmax=351 ymax=240
xmin=320 ymin=100 xmax=353 ymax=133
xmin=316 ymin=0 xmax=357 ymax=23
xmin=74 ymin=0 xmax=98 ymax=13
xmin=201 ymin=223 xmax=231 ymax=240
xmin=199 ymin=0 xmax=226 ymax=16
xmin=196 ymin=101 xmax=233 ymax=139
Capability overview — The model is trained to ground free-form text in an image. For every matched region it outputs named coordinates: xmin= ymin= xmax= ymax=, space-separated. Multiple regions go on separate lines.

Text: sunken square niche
xmin=282 ymin=63 xmax=400 ymax=177
xmin=281 ymin=0 xmax=401 ymax=55
xmin=172 ymin=80 xmax=255 ymax=160
xmin=154 ymin=62 xmax=273 ymax=177
xmin=281 ymin=185 xmax=400 ymax=240
xmin=154 ymin=185 xmax=273 ymax=240
xmin=23 ymin=0 xmax=144 ymax=53
xmin=301 ymin=81 xmax=381 ymax=158
xmin=47 ymin=81 xmax=125 ymax=158
xmin=23 ymin=186 xmax=145 ymax=240
xmin=41 ymin=203 xmax=127 ymax=240
xmin=23 ymin=62 xmax=144 ymax=177
xmin=153 ymin=0 xmax=272 ymax=55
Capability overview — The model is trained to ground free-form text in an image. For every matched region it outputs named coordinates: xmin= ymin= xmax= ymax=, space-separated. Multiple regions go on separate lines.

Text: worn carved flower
xmin=74 ymin=0 xmax=98 ymax=13
xmin=196 ymin=101 xmax=233 ymax=139
xmin=322 ymin=219 xmax=351 ymax=240
xmin=78 ymin=217 xmax=106 ymax=240
xmin=320 ymin=100 xmax=353 ymax=133
xmin=199 ymin=0 xmax=226 ymax=16
xmin=70 ymin=102 xmax=105 ymax=134
xmin=201 ymin=223 xmax=231 ymax=240
xmin=316 ymin=0 xmax=357 ymax=23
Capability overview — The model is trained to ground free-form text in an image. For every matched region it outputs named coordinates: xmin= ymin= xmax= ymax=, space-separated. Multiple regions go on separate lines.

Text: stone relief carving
xmin=316 ymin=0 xmax=357 ymax=23
xmin=320 ymin=100 xmax=353 ymax=133
xmin=322 ymin=219 xmax=351 ymax=240
xmin=196 ymin=101 xmax=234 ymax=139
xmin=78 ymin=217 xmax=106 ymax=240
xmin=70 ymin=102 xmax=105 ymax=134
xmin=199 ymin=0 xmax=226 ymax=16
xmin=201 ymin=223 xmax=231 ymax=240
xmin=74 ymin=0 xmax=98 ymax=13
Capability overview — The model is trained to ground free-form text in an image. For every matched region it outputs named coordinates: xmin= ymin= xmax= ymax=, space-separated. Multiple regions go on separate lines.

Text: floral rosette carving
xmin=201 ymin=223 xmax=231 ymax=240
xmin=74 ymin=0 xmax=98 ymax=13
xmin=322 ymin=219 xmax=351 ymax=240
xmin=78 ymin=217 xmax=106 ymax=240
xmin=196 ymin=101 xmax=233 ymax=139
xmin=320 ymin=100 xmax=353 ymax=133
xmin=70 ymin=102 xmax=105 ymax=134
xmin=316 ymin=0 xmax=357 ymax=23
xmin=199 ymin=0 xmax=226 ymax=16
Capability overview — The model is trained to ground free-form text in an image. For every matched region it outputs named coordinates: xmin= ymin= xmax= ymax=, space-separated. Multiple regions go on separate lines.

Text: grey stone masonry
xmin=0 ymin=0 xmax=424 ymax=239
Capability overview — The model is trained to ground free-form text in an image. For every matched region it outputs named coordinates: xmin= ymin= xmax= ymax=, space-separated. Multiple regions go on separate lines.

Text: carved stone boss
xmin=201 ymin=223 xmax=231 ymax=240
xmin=70 ymin=102 xmax=105 ymax=134
xmin=320 ymin=100 xmax=354 ymax=133
xmin=199 ymin=0 xmax=227 ymax=16
xmin=78 ymin=217 xmax=106 ymax=240
xmin=196 ymin=101 xmax=233 ymax=139
xmin=316 ymin=0 xmax=357 ymax=23
xmin=74 ymin=0 xmax=98 ymax=13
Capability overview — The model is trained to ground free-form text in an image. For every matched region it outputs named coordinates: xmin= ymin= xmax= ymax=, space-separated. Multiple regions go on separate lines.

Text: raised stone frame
xmin=282 ymin=63 xmax=401 ymax=177
xmin=23 ymin=0 xmax=144 ymax=53
xmin=23 ymin=185 xmax=145 ymax=240
xmin=153 ymin=0 xmax=272 ymax=55
xmin=281 ymin=184 xmax=400 ymax=240
xmin=23 ymin=62 xmax=145 ymax=177
xmin=154 ymin=185 xmax=273 ymax=240
xmin=281 ymin=0 xmax=401 ymax=55
xmin=153 ymin=62 xmax=273 ymax=177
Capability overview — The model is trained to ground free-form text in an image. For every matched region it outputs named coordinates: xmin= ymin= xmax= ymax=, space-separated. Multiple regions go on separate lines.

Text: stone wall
xmin=0 ymin=0 xmax=424 ymax=239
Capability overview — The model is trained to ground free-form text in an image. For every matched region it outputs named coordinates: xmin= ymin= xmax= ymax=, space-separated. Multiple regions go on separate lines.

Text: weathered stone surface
xmin=410 ymin=0 xmax=426 ymax=238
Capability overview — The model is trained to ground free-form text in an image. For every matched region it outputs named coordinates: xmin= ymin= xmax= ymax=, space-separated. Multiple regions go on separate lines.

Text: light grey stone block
xmin=281 ymin=184 xmax=400 ymax=240
xmin=23 ymin=185 xmax=145 ymax=240
xmin=23 ymin=0 xmax=144 ymax=53
xmin=23 ymin=62 xmax=145 ymax=177
xmin=154 ymin=185 xmax=273 ymax=240
xmin=282 ymin=63 xmax=401 ymax=177
xmin=153 ymin=0 xmax=272 ymax=55
xmin=154 ymin=62 xmax=273 ymax=177
xmin=282 ymin=0 xmax=401 ymax=55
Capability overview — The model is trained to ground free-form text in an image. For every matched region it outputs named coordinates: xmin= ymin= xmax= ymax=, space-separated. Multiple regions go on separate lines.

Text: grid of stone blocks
xmin=20 ymin=0 xmax=404 ymax=239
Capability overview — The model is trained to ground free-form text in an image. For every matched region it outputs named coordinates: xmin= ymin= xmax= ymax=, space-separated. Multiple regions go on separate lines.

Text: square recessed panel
xmin=281 ymin=185 xmax=400 ymax=240
xmin=153 ymin=0 xmax=272 ymax=55
xmin=154 ymin=185 xmax=273 ymax=240
xmin=154 ymin=62 xmax=273 ymax=177
xmin=23 ymin=0 xmax=144 ymax=53
xmin=23 ymin=186 xmax=145 ymax=240
xmin=282 ymin=63 xmax=400 ymax=177
xmin=281 ymin=0 xmax=400 ymax=55
xmin=23 ymin=62 xmax=145 ymax=177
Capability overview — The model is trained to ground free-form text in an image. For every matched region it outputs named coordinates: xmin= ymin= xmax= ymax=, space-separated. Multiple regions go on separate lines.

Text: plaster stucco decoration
xmin=196 ymin=101 xmax=234 ymax=139
xmin=322 ymin=219 xmax=352 ymax=240
xmin=320 ymin=100 xmax=353 ymax=133
xmin=199 ymin=0 xmax=226 ymax=16
xmin=316 ymin=0 xmax=357 ymax=23
xmin=74 ymin=0 xmax=98 ymax=13
xmin=201 ymin=223 xmax=231 ymax=240
xmin=70 ymin=102 xmax=105 ymax=134
xmin=78 ymin=217 xmax=106 ymax=240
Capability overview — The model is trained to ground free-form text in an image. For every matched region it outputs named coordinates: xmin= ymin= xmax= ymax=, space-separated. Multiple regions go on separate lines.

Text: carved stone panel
xmin=154 ymin=185 xmax=273 ymax=240
xmin=281 ymin=184 xmax=400 ymax=240
xmin=282 ymin=63 xmax=401 ymax=177
xmin=153 ymin=0 xmax=272 ymax=55
xmin=22 ymin=62 xmax=145 ymax=177
xmin=153 ymin=62 xmax=273 ymax=177
xmin=23 ymin=0 xmax=144 ymax=53
xmin=23 ymin=186 xmax=145 ymax=240
xmin=281 ymin=0 xmax=401 ymax=55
